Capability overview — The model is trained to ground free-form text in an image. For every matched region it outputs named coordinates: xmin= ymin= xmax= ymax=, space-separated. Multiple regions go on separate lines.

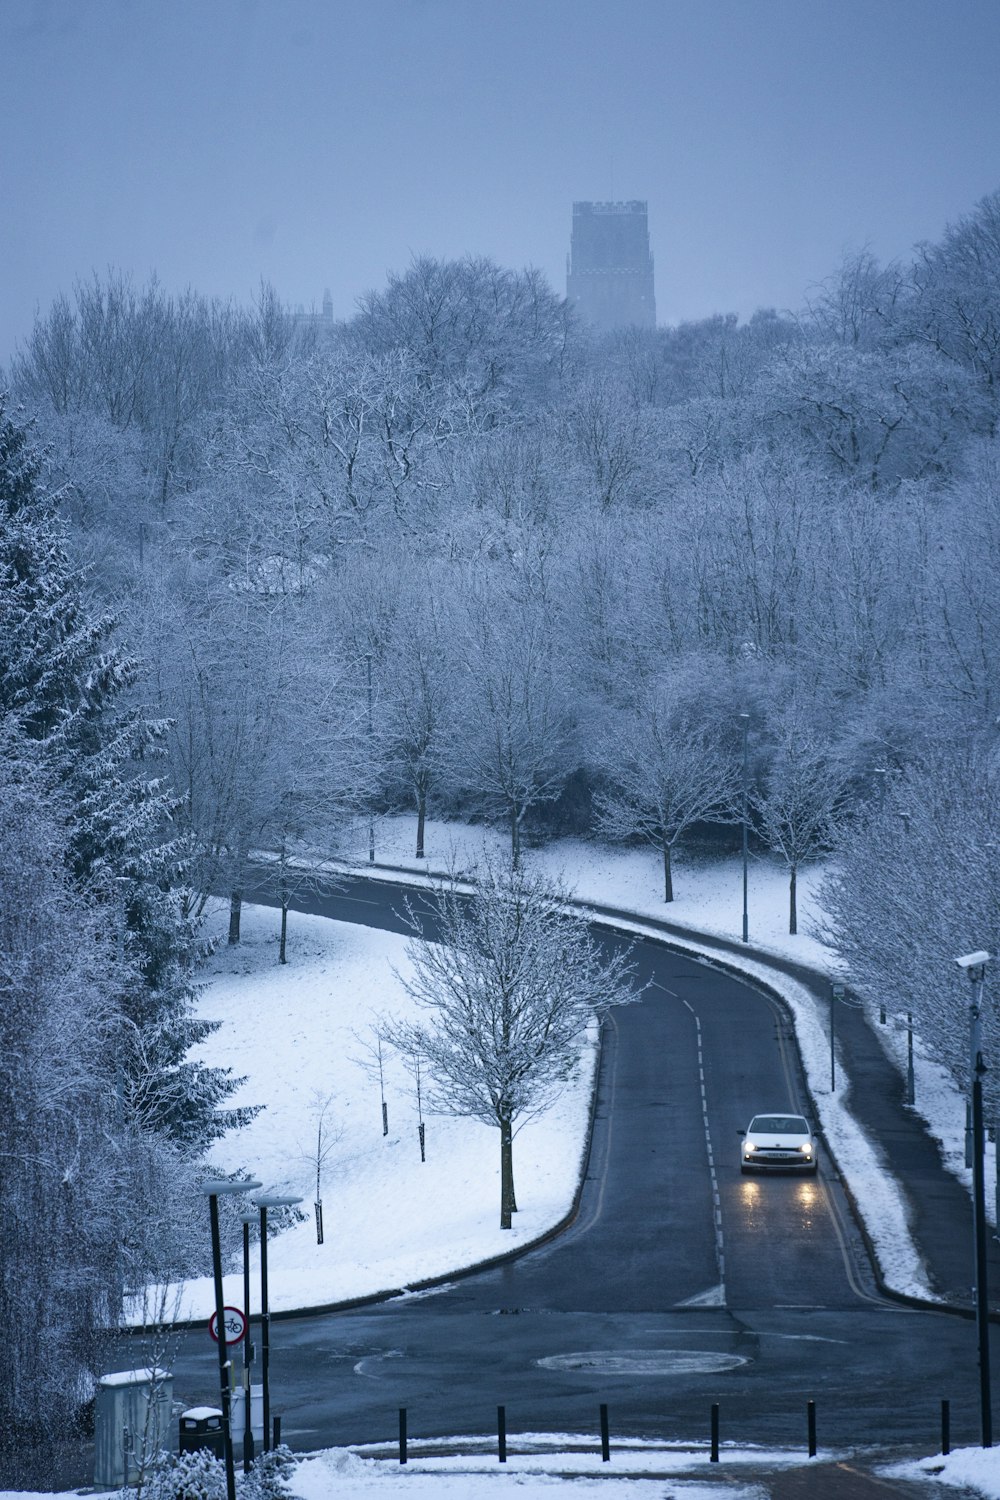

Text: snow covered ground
xmin=31 ymin=818 xmax=1000 ymax=1495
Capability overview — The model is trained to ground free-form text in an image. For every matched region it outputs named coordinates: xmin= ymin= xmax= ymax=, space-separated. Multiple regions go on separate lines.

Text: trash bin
xmin=178 ymin=1406 xmax=225 ymax=1458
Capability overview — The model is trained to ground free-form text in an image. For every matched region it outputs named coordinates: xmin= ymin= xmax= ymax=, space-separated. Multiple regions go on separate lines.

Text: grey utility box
xmin=178 ymin=1406 xmax=225 ymax=1457
xmin=94 ymin=1367 xmax=173 ymax=1488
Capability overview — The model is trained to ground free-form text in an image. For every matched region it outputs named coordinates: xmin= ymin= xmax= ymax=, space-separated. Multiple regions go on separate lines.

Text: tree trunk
xmin=228 ymin=890 xmax=242 ymax=945
xmin=662 ymin=842 xmax=674 ymax=903
xmin=510 ymin=805 xmax=521 ymax=870
xmin=416 ymin=786 xmax=426 ymax=859
xmin=279 ymin=900 xmax=288 ymax=963
xmin=789 ymin=863 xmax=798 ymax=935
xmin=499 ymin=1112 xmax=516 ymax=1229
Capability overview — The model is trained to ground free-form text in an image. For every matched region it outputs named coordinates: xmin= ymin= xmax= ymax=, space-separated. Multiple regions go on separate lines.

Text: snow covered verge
xmin=884 ymin=1446 xmax=1000 ymax=1496
xmin=157 ymin=813 xmax=984 ymax=1323
xmin=6 ymin=1440 xmax=1000 ymax=1499
xmin=152 ymin=904 xmax=598 ymax=1322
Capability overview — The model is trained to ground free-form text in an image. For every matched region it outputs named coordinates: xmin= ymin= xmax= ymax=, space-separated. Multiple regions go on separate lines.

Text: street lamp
xmin=253 ymin=1193 xmax=303 ymax=1451
xmin=739 ymin=713 xmax=750 ymax=944
xmin=202 ymin=1179 xmax=261 ymax=1500
xmin=365 ymin=653 xmax=375 ymax=864
xmin=956 ymin=950 xmax=993 ymax=1449
xmin=240 ymin=1215 xmax=258 ymax=1471
xmin=830 ymin=984 xmax=845 ymax=1091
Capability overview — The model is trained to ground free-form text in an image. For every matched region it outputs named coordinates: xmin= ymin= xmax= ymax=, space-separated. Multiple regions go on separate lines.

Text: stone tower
xmin=566 ymin=200 xmax=656 ymax=332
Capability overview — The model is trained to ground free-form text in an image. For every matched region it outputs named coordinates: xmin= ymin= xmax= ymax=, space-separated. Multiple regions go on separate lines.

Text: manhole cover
xmin=536 ymin=1349 xmax=747 ymax=1376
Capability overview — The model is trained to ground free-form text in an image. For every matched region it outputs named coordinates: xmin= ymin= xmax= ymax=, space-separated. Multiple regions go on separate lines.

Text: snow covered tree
xmin=595 ymin=679 xmax=738 ymax=901
xmin=819 ymin=744 xmax=1000 ymax=1114
xmin=0 ymin=763 xmax=188 ymax=1484
xmin=0 ymin=396 xmax=253 ymax=1152
xmin=445 ymin=587 xmax=572 ymax=865
xmin=393 ymin=852 xmax=640 ymax=1228
xmin=753 ymin=709 xmax=855 ymax=934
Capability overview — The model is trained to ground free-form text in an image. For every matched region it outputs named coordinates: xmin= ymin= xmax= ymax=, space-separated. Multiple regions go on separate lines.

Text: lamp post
xmin=240 ymin=1215 xmax=257 ymax=1471
xmin=957 ymin=950 xmax=993 ymax=1449
xmin=365 ymin=653 xmax=375 ymax=864
xmin=254 ymin=1193 xmax=303 ymax=1451
xmin=739 ymin=713 xmax=750 ymax=943
xmin=202 ymin=1179 xmax=261 ymax=1500
xmin=830 ymin=984 xmax=845 ymax=1092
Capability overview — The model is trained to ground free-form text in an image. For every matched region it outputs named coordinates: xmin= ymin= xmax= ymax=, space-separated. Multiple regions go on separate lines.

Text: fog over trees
xmin=5 ymin=185 xmax=1000 ymax=1469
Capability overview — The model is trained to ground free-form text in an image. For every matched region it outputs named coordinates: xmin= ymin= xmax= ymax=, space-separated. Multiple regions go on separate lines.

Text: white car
xmin=739 ymin=1113 xmax=818 ymax=1174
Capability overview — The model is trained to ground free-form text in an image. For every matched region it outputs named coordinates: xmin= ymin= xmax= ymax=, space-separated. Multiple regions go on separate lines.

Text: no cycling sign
xmin=208 ymin=1306 xmax=247 ymax=1344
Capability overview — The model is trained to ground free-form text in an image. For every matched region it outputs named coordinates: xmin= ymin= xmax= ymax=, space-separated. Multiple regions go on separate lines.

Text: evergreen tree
xmin=0 ymin=394 xmax=256 ymax=1152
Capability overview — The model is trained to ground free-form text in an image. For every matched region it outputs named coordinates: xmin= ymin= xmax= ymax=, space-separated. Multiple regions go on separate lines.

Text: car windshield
xmin=749 ymin=1115 xmax=808 ymax=1134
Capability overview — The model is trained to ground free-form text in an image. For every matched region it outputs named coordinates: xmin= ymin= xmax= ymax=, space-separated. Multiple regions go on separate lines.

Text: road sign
xmin=208 ymin=1306 xmax=247 ymax=1344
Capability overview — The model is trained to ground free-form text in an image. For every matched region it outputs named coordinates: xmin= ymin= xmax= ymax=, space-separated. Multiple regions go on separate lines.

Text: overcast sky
xmin=3 ymin=0 xmax=1000 ymax=365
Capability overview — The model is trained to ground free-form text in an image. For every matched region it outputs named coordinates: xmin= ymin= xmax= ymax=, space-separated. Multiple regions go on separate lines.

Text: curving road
xmin=167 ymin=874 xmax=996 ymax=1458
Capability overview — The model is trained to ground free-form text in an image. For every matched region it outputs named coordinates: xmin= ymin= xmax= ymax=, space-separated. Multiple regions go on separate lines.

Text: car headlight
xmin=744 ymin=1142 xmax=756 ymax=1153
xmin=799 ymin=1143 xmax=813 ymax=1155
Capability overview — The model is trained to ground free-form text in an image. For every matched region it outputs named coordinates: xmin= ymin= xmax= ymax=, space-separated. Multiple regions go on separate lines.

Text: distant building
xmin=291 ymin=288 xmax=335 ymax=332
xmin=566 ymin=201 xmax=656 ymax=332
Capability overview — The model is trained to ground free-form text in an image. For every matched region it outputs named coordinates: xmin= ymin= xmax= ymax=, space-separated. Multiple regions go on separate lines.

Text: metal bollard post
xmin=272 ymin=1415 xmax=281 ymax=1449
xmin=600 ymin=1403 xmax=610 ymax=1462
xmin=807 ymin=1399 xmax=817 ymax=1457
xmin=942 ymin=1399 xmax=951 ymax=1456
xmin=710 ymin=1403 xmax=719 ymax=1462
xmin=498 ymin=1404 xmax=507 ymax=1463
xmin=399 ymin=1408 xmax=407 ymax=1464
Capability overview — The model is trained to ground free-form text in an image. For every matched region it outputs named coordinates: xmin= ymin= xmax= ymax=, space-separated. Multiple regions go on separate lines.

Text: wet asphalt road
xmin=165 ymin=875 xmax=992 ymax=1460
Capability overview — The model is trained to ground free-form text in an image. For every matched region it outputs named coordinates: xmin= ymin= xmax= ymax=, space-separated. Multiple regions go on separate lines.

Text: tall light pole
xmin=365 ymin=653 xmax=375 ymax=864
xmin=254 ymin=1193 xmax=303 ymax=1451
xmin=957 ymin=950 xmax=993 ymax=1449
xmin=202 ymin=1179 xmax=261 ymax=1500
xmin=739 ymin=712 xmax=750 ymax=943
xmin=240 ymin=1214 xmax=257 ymax=1471
xmin=830 ymin=983 xmax=845 ymax=1091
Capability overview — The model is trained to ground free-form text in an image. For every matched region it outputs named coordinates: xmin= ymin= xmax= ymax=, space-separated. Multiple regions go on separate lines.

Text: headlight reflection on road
xmin=795 ymin=1179 xmax=819 ymax=1228
xmin=739 ymin=1178 xmax=763 ymax=1229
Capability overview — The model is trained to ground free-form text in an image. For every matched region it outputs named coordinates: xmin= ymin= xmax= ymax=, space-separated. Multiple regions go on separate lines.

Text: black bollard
xmin=710 ymin=1403 xmax=719 ymax=1462
xmin=498 ymin=1404 xmax=507 ymax=1463
xmin=272 ymin=1415 xmax=281 ymax=1449
xmin=600 ymin=1403 xmax=610 ymax=1462
xmin=399 ymin=1408 xmax=407 ymax=1464
xmin=942 ymin=1399 xmax=951 ymax=1456
xmin=807 ymin=1399 xmax=817 ymax=1458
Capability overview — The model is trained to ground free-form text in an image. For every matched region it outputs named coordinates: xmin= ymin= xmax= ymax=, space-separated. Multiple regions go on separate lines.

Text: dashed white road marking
xmin=683 ymin=998 xmax=726 ymax=1302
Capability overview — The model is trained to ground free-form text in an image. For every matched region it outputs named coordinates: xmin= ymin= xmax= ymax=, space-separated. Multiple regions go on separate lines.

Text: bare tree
xmin=595 ymin=681 xmax=738 ymax=901
xmin=446 ymin=591 xmax=572 ymax=866
xmin=753 ymin=709 xmax=855 ymax=934
xmin=391 ymin=853 xmax=641 ymax=1228
xmin=351 ymin=1022 xmax=392 ymax=1137
xmin=299 ymin=1090 xmax=340 ymax=1244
